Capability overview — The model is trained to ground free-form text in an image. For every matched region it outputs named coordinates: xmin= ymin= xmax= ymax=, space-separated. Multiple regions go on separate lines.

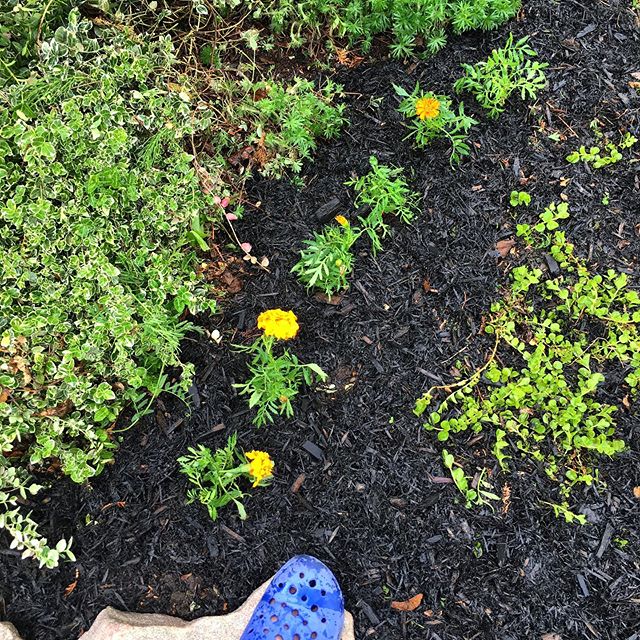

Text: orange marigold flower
xmin=415 ymin=96 xmax=441 ymax=121
xmin=246 ymin=450 xmax=274 ymax=487
xmin=334 ymin=215 xmax=349 ymax=227
xmin=257 ymin=308 xmax=299 ymax=340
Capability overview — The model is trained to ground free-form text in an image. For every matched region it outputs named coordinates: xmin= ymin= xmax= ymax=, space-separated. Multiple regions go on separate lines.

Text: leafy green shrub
xmin=1 ymin=9 xmax=220 ymax=563
xmin=216 ymin=0 xmax=521 ymax=58
xmin=231 ymin=78 xmax=346 ymax=177
xmin=394 ymin=83 xmax=477 ymax=164
xmin=415 ymin=202 xmax=639 ymax=522
xmin=454 ymin=34 xmax=548 ymax=117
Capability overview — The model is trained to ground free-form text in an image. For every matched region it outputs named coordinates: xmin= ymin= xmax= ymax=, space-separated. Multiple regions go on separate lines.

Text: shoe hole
xmin=302 ymin=620 xmax=308 ymax=626
xmin=289 ymin=586 xmax=297 ymax=594
xmin=284 ymin=624 xmax=289 ymax=630
xmin=293 ymin=635 xmax=300 ymax=640
xmin=311 ymin=634 xmax=318 ymax=639
xmin=309 ymin=580 xmax=317 ymax=587
xmin=270 ymin=615 xmax=278 ymax=622
xmin=292 ymin=609 xmax=299 ymax=617
xmin=321 ymin=618 xmax=327 ymax=624
xmin=263 ymin=629 xmax=269 ymax=635
xmin=301 ymin=595 xmax=307 ymax=602
xmin=281 ymin=603 xmax=286 ymax=608
xmin=269 ymin=598 xmax=276 ymax=605
xmin=320 ymin=590 xmax=326 ymax=596
xmin=299 ymin=572 xmax=305 ymax=578
xmin=278 ymin=583 xmax=284 ymax=589
xmin=311 ymin=605 xmax=318 ymax=612
xmin=275 ymin=636 xmax=283 ymax=640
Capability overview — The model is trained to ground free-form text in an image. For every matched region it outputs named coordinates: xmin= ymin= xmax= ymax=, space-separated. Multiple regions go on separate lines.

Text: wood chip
xmin=633 ymin=486 xmax=640 ymax=499
xmin=315 ymin=292 xmax=342 ymax=305
xmin=290 ymin=473 xmax=306 ymax=493
xmin=391 ymin=593 xmax=423 ymax=611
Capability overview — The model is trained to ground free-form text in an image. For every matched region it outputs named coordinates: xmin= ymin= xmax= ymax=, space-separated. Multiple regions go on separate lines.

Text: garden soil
xmin=1 ymin=1 xmax=639 ymax=639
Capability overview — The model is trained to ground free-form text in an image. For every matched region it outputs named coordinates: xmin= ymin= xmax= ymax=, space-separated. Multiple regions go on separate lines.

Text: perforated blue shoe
xmin=240 ymin=555 xmax=344 ymax=640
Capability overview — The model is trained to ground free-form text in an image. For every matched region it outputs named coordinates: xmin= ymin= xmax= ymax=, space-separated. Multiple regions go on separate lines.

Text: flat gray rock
xmin=0 ymin=622 xmax=21 ymax=640
xmin=2 ymin=578 xmax=354 ymax=640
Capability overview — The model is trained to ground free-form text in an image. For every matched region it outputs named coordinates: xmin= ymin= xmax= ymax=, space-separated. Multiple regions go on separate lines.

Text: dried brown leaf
xmin=391 ymin=593 xmax=423 ymax=611
xmin=496 ymin=238 xmax=515 ymax=258
xmin=35 ymin=399 xmax=74 ymax=418
xmin=64 ymin=570 xmax=80 ymax=598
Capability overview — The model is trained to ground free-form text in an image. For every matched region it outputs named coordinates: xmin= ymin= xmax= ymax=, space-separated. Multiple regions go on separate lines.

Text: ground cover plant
xmin=566 ymin=130 xmax=637 ymax=169
xmin=0 ymin=8 xmax=221 ymax=565
xmin=1 ymin=0 xmax=640 ymax=639
xmin=415 ymin=201 xmax=639 ymax=521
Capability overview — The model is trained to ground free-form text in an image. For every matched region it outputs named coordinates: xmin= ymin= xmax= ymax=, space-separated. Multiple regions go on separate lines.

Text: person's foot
xmin=240 ymin=555 xmax=344 ymax=640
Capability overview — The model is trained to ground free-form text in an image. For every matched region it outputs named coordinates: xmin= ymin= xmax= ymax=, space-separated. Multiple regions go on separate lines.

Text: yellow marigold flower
xmin=246 ymin=450 xmax=274 ymax=487
xmin=415 ymin=96 xmax=441 ymax=121
xmin=257 ymin=309 xmax=299 ymax=340
xmin=334 ymin=215 xmax=349 ymax=227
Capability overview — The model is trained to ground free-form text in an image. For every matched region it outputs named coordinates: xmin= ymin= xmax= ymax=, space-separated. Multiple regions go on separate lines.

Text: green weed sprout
xmin=454 ymin=34 xmax=548 ymax=117
xmin=442 ymin=450 xmax=500 ymax=508
xmin=233 ymin=310 xmax=327 ymax=426
xmin=394 ymin=83 xmax=477 ymax=164
xmin=178 ymin=434 xmax=274 ymax=521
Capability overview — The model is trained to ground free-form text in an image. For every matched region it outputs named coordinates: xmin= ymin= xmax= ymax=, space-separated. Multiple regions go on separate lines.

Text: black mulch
xmin=2 ymin=1 xmax=640 ymax=639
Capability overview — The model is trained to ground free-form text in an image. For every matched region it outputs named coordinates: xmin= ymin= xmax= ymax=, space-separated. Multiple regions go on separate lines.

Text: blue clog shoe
xmin=240 ymin=555 xmax=344 ymax=640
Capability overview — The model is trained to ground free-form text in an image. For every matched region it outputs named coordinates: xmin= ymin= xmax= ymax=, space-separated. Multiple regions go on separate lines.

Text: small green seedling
xmin=510 ymin=190 xmax=531 ymax=207
xmin=566 ymin=132 xmax=637 ymax=169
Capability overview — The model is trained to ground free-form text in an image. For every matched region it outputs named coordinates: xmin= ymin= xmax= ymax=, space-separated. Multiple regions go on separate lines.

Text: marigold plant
xmin=394 ymin=83 xmax=477 ymax=164
xmin=234 ymin=311 xmax=326 ymax=425
xmin=415 ymin=96 xmax=441 ymax=120
xmin=178 ymin=434 xmax=274 ymax=521
xmin=257 ymin=309 xmax=300 ymax=340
